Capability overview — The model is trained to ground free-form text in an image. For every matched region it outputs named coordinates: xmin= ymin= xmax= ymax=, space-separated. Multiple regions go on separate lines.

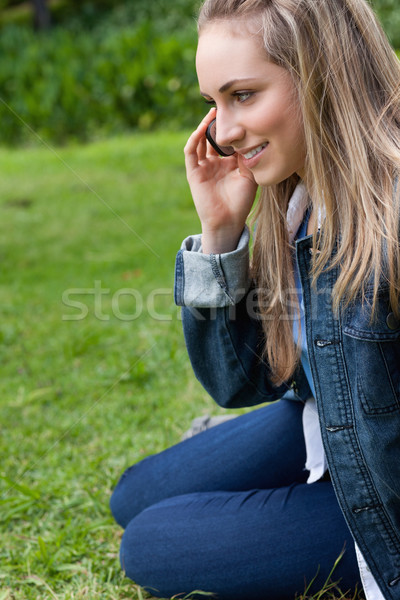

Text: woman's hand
xmin=184 ymin=109 xmax=258 ymax=254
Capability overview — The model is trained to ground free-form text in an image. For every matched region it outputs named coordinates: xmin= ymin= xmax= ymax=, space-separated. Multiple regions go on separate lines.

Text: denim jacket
xmin=174 ymin=226 xmax=400 ymax=600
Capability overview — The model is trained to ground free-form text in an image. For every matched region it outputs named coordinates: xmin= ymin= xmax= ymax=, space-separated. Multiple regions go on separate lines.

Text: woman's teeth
xmin=244 ymin=143 xmax=267 ymax=159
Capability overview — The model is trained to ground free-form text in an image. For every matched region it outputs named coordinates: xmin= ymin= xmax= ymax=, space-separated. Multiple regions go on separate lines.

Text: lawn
xmin=0 ymin=131 xmax=364 ymax=600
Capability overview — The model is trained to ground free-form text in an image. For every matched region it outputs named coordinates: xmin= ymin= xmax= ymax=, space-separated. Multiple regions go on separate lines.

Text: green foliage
xmin=52 ymin=0 xmax=200 ymax=31
xmin=0 ymin=0 xmax=200 ymax=30
xmin=0 ymin=19 xmax=202 ymax=145
xmin=371 ymin=0 xmax=400 ymax=47
xmin=0 ymin=0 xmax=397 ymax=145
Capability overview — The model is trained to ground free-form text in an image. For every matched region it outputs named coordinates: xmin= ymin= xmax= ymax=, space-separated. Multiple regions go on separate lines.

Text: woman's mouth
xmin=243 ymin=143 xmax=268 ymax=160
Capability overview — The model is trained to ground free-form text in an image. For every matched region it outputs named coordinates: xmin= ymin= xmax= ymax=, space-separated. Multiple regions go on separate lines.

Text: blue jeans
xmin=110 ymin=400 xmax=361 ymax=599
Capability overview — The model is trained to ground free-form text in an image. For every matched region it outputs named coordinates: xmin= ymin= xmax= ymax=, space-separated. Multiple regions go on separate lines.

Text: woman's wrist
xmin=201 ymin=226 xmax=244 ymax=254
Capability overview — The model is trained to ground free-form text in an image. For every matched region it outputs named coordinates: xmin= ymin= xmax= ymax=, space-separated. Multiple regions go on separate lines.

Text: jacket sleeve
xmin=174 ymin=228 xmax=307 ymax=408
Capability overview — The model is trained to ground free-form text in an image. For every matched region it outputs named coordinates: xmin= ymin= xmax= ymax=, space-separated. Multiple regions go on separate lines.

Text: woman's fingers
xmin=206 ymin=140 xmax=219 ymax=159
xmin=184 ymin=130 xmax=201 ymax=171
xmin=197 ymin=132 xmax=208 ymax=162
xmin=237 ymin=154 xmax=256 ymax=183
xmin=184 ymin=108 xmax=216 ymax=170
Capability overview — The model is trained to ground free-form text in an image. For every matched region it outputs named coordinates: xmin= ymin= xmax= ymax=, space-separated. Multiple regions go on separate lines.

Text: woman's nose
xmin=215 ymin=112 xmax=244 ymax=148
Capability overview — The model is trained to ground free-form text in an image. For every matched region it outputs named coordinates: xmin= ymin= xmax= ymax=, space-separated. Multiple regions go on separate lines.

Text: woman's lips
xmin=241 ymin=142 xmax=269 ymax=167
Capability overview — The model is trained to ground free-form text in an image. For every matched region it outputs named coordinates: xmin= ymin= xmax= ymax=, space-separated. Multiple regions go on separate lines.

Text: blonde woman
xmin=110 ymin=1 xmax=400 ymax=598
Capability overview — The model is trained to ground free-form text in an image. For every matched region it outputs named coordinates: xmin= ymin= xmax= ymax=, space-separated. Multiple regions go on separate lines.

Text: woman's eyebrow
xmin=218 ymin=78 xmax=257 ymax=93
xmin=200 ymin=78 xmax=258 ymax=97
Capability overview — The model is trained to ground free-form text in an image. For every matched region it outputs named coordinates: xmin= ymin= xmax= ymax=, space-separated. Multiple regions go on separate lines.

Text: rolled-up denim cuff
xmin=174 ymin=227 xmax=251 ymax=307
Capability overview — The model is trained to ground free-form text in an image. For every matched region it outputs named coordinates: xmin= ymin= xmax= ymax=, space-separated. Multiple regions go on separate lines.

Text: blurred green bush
xmin=0 ymin=0 xmax=204 ymax=145
xmin=0 ymin=21 xmax=202 ymax=144
xmin=0 ymin=0 xmax=397 ymax=145
xmin=371 ymin=0 xmax=400 ymax=48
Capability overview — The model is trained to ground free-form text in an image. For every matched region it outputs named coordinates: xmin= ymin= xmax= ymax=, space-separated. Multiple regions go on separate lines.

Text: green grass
xmin=0 ymin=131 xmax=364 ymax=600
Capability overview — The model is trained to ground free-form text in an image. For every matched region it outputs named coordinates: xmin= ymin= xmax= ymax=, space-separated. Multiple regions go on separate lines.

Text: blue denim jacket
xmin=174 ymin=227 xmax=400 ymax=600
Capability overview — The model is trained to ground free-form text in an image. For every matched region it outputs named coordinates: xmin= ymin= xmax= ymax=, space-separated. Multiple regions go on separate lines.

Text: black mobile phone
xmin=205 ymin=118 xmax=235 ymax=157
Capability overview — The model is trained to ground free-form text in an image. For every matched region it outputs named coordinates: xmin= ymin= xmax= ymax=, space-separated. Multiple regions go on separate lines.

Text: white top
xmin=302 ymin=399 xmax=328 ymax=483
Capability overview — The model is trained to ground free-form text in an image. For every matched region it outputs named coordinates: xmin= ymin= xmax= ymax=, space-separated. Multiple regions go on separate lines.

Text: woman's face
xmin=196 ymin=20 xmax=306 ymax=185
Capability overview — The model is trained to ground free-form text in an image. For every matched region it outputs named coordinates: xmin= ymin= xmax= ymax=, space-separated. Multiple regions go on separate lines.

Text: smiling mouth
xmin=243 ymin=143 xmax=268 ymax=160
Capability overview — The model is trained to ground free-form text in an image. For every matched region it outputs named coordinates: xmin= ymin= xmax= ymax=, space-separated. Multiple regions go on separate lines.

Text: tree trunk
xmin=31 ymin=0 xmax=51 ymax=31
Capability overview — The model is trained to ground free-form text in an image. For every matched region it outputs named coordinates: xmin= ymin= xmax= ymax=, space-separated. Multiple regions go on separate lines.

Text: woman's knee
xmin=118 ymin=510 xmax=172 ymax=598
xmin=110 ymin=452 xmax=169 ymax=528
xmin=110 ymin=463 xmax=144 ymax=528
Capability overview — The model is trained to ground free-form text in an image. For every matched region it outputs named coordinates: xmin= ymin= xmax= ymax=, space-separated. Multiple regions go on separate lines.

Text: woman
xmin=110 ymin=1 xmax=400 ymax=598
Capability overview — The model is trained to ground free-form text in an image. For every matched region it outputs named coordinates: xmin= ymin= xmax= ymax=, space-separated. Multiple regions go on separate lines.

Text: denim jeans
xmin=110 ymin=400 xmax=360 ymax=600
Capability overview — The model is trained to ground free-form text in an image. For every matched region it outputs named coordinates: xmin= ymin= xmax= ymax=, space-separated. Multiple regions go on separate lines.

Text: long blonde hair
xmin=198 ymin=0 xmax=400 ymax=384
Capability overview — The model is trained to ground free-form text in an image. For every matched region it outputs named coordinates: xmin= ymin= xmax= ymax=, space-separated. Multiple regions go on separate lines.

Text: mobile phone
xmin=205 ymin=118 xmax=235 ymax=157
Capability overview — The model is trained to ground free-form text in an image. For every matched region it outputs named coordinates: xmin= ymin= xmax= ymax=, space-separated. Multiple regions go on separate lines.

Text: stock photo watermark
xmin=62 ymin=280 xmax=177 ymax=322
xmin=61 ymin=280 xmax=337 ymax=323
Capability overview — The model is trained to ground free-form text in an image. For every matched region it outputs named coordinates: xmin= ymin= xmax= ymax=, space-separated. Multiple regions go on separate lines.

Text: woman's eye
xmin=204 ymin=99 xmax=216 ymax=107
xmin=235 ymin=91 xmax=252 ymax=102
